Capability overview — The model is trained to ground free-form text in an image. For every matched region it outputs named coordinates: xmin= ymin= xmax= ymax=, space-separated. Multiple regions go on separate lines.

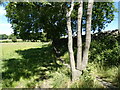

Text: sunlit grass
xmin=86 ymin=63 xmax=119 ymax=87
xmin=2 ymin=42 xmax=46 ymax=60
xmin=2 ymin=42 xmax=52 ymax=88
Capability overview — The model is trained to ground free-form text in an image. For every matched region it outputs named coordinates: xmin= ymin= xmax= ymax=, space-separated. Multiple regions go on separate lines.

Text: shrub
xmin=12 ymin=36 xmax=17 ymax=42
xmin=89 ymin=35 xmax=120 ymax=67
xmin=2 ymin=41 xmax=9 ymax=43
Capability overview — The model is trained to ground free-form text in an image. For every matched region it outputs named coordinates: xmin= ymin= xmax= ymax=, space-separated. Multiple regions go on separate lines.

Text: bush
xmin=89 ymin=35 xmax=120 ymax=67
xmin=2 ymin=41 xmax=9 ymax=43
xmin=12 ymin=36 xmax=17 ymax=42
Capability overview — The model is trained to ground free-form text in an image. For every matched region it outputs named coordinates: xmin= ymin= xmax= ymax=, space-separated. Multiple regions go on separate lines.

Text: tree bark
xmin=118 ymin=29 xmax=120 ymax=34
xmin=82 ymin=0 xmax=94 ymax=70
xmin=66 ymin=1 xmax=76 ymax=81
xmin=77 ymin=0 xmax=83 ymax=70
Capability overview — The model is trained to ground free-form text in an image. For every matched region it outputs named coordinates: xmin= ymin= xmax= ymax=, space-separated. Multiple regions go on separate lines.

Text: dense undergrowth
xmin=88 ymin=35 xmax=120 ymax=88
xmin=1 ymin=34 xmax=120 ymax=88
xmin=59 ymin=34 xmax=120 ymax=88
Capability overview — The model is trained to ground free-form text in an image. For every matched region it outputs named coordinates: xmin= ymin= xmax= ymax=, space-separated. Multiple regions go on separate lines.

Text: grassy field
xmin=1 ymin=42 xmax=43 ymax=60
xmin=1 ymin=42 xmax=58 ymax=88
xmin=1 ymin=42 xmax=72 ymax=88
xmin=0 ymin=39 xmax=23 ymax=43
xmin=1 ymin=40 xmax=119 ymax=88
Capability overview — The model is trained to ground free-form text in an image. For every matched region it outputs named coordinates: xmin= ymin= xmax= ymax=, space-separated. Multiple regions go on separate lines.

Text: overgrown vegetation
xmin=69 ymin=34 xmax=120 ymax=88
xmin=1 ymin=34 xmax=120 ymax=88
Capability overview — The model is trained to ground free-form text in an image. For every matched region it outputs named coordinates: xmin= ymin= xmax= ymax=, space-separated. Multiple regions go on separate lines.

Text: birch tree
xmin=66 ymin=0 xmax=76 ymax=81
xmin=77 ymin=0 xmax=83 ymax=70
xmin=66 ymin=0 xmax=94 ymax=81
xmin=82 ymin=0 xmax=94 ymax=70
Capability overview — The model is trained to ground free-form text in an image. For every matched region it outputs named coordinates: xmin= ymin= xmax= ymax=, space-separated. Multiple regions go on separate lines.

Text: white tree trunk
xmin=66 ymin=1 xmax=76 ymax=81
xmin=77 ymin=0 xmax=83 ymax=70
xmin=82 ymin=0 xmax=94 ymax=70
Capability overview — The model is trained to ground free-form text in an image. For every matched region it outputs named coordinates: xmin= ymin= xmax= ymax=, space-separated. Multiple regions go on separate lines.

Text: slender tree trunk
xmin=77 ymin=0 xmax=83 ymax=70
xmin=82 ymin=0 xmax=94 ymax=70
xmin=66 ymin=1 xmax=76 ymax=81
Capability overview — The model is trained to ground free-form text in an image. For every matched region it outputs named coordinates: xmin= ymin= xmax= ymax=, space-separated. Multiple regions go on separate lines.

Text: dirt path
xmin=96 ymin=76 xmax=118 ymax=89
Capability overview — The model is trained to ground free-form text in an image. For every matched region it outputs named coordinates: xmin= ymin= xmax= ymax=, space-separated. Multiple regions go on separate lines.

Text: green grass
xmin=91 ymin=63 xmax=120 ymax=87
xmin=1 ymin=42 xmax=44 ymax=60
xmin=1 ymin=42 xmax=72 ymax=88
xmin=2 ymin=42 xmax=59 ymax=88
xmin=0 ymin=39 xmax=23 ymax=43
xmin=1 ymin=38 xmax=120 ymax=88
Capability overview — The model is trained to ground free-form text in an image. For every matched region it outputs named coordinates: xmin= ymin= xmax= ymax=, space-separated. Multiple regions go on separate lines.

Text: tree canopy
xmin=5 ymin=2 xmax=117 ymax=41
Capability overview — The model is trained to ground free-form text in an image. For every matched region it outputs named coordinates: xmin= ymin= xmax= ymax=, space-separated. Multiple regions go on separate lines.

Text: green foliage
xmin=5 ymin=2 xmax=117 ymax=41
xmin=5 ymin=2 xmax=67 ymax=41
xmin=51 ymin=72 xmax=69 ymax=88
xmin=8 ymin=34 xmax=14 ymax=39
xmin=70 ymin=64 xmax=103 ymax=88
xmin=0 ymin=34 xmax=8 ymax=40
xmin=117 ymin=66 xmax=120 ymax=87
xmin=90 ymin=35 xmax=120 ymax=67
xmin=89 ymin=62 xmax=119 ymax=87
xmin=2 ymin=34 xmax=120 ymax=88
xmin=1 ymin=40 xmax=9 ymax=43
xmin=8 ymin=34 xmax=20 ymax=39
xmin=91 ymin=2 xmax=117 ymax=32
xmin=61 ymin=52 xmax=69 ymax=64
xmin=69 ymin=34 xmax=120 ymax=88
xmin=12 ymin=36 xmax=17 ymax=42
xmin=40 ymin=32 xmax=49 ymax=42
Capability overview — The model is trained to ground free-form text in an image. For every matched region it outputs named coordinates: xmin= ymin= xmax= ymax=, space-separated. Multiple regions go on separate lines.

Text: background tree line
xmin=0 ymin=34 xmax=20 ymax=39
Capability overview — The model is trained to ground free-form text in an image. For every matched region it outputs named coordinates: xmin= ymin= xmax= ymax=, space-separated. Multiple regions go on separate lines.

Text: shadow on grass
xmin=2 ymin=44 xmax=62 ymax=87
